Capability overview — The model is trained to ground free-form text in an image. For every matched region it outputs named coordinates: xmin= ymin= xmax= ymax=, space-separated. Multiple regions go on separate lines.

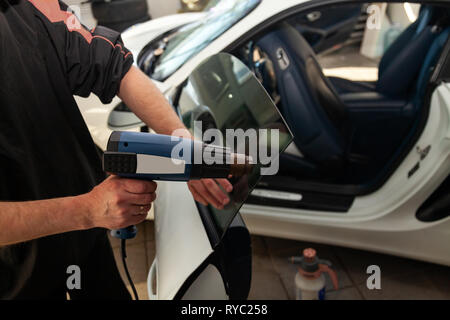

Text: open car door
xmin=148 ymin=53 xmax=293 ymax=300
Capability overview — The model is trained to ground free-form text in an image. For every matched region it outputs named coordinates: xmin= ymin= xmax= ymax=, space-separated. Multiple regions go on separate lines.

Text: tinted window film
xmin=178 ymin=53 xmax=293 ymax=242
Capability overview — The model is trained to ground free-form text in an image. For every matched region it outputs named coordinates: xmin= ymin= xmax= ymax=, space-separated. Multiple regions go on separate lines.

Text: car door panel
xmin=291 ymin=4 xmax=364 ymax=53
xmin=153 ymin=181 xmax=213 ymax=299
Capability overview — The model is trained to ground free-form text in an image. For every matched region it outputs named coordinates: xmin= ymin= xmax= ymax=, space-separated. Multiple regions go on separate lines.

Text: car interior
xmin=231 ymin=2 xmax=450 ymax=211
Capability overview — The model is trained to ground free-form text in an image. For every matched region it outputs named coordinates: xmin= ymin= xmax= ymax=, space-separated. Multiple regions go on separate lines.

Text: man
xmin=0 ymin=0 xmax=231 ymax=299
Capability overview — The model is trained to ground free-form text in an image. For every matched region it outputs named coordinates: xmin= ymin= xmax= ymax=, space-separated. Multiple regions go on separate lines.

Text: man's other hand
xmin=188 ymin=179 xmax=233 ymax=210
xmin=84 ymin=175 xmax=157 ymax=230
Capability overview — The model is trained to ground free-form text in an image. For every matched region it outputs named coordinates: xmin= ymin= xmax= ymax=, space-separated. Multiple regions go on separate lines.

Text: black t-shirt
xmin=0 ymin=0 xmax=133 ymax=298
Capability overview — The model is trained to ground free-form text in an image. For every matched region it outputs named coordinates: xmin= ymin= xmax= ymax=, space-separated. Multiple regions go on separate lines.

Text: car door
xmin=291 ymin=3 xmax=366 ymax=53
xmin=148 ymin=53 xmax=293 ymax=299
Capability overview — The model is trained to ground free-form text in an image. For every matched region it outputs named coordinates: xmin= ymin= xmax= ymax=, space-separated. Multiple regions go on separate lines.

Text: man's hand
xmin=188 ymin=179 xmax=233 ymax=210
xmin=83 ymin=175 xmax=157 ymax=230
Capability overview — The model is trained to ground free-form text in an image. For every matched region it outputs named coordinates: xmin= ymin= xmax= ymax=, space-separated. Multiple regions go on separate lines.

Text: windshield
xmin=150 ymin=0 xmax=261 ymax=81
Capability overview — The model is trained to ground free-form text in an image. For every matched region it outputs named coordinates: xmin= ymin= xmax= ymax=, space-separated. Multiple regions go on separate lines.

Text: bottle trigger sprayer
xmin=290 ymin=248 xmax=338 ymax=300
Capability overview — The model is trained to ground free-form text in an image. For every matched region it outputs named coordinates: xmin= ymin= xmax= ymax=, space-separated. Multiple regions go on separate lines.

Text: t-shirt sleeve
xmin=28 ymin=0 xmax=134 ymax=104
xmin=64 ymin=24 xmax=134 ymax=103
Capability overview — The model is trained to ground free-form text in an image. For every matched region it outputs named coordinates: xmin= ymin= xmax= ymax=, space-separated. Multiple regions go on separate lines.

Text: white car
xmin=76 ymin=0 xmax=450 ymax=299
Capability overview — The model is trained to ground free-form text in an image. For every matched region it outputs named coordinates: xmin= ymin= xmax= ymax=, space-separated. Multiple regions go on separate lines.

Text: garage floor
xmin=109 ymin=221 xmax=450 ymax=300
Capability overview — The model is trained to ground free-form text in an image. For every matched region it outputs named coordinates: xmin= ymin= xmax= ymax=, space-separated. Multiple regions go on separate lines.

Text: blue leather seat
xmin=255 ymin=8 xmax=449 ymax=177
xmin=257 ymin=23 xmax=349 ymax=173
xmin=330 ymin=6 xmax=434 ymax=97
xmin=413 ymin=27 xmax=450 ymax=102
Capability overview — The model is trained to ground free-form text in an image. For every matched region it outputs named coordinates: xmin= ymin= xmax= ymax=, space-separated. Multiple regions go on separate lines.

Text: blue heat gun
xmin=102 ymin=131 xmax=253 ymax=239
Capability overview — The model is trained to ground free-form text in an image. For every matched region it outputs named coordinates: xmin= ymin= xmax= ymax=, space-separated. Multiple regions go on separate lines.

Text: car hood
xmin=121 ymin=12 xmax=208 ymax=63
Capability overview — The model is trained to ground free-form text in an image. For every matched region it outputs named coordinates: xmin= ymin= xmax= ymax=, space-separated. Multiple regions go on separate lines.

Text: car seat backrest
xmin=413 ymin=27 xmax=450 ymax=103
xmin=376 ymin=6 xmax=436 ymax=97
xmin=415 ymin=5 xmax=432 ymax=35
xmin=378 ymin=6 xmax=432 ymax=77
xmin=376 ymin=26 xmax=439 ymax=97
xmin=256 ymin=23 xmax=348 ymax=169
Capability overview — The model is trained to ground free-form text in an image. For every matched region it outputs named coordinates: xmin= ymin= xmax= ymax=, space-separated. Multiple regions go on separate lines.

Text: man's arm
xmin=118 ymin=66 xmax=190 ymax=136
xmin=0 ymin=176 xmax=156 ymax=246
xmin=0 ymin=196 xmax=88 ymax=246
xmin=118 ymin=66 xmax=233 ymax=209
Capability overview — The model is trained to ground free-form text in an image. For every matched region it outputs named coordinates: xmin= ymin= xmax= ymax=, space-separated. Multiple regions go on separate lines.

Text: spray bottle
xmin=290 ymin=248 xmax=338 ymax=300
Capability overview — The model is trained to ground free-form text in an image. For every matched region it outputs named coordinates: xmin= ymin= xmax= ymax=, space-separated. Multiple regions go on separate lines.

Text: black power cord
xmin=121 ymin=239 xmax=139 ymax=300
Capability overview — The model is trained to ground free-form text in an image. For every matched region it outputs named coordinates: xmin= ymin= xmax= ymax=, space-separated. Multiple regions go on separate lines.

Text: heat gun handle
xmin=110 ymin=225 xmax=137 ymax=239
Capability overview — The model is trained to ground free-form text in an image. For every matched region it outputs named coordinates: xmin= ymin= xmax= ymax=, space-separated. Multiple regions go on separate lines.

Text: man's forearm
xmin=118 ymin=66 xmax=190 ymax=137
xmin=0 ymin=176 xmax=157 ymax=246
xmin=0 ymin=196 xmax=91 ymax=246
xmin=117 ymin=66 xmax=233 ymax=209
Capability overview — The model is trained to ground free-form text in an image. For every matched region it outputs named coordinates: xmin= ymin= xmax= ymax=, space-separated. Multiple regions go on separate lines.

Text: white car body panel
xmin=181 ymin=264 xmax=228 ymax=300
xmin=153 ymin=180 xmax=213 ymax=299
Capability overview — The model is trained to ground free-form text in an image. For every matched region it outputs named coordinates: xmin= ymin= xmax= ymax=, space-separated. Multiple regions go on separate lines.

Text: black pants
xmin=5 ymin=229 xmax=131 ymax=300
